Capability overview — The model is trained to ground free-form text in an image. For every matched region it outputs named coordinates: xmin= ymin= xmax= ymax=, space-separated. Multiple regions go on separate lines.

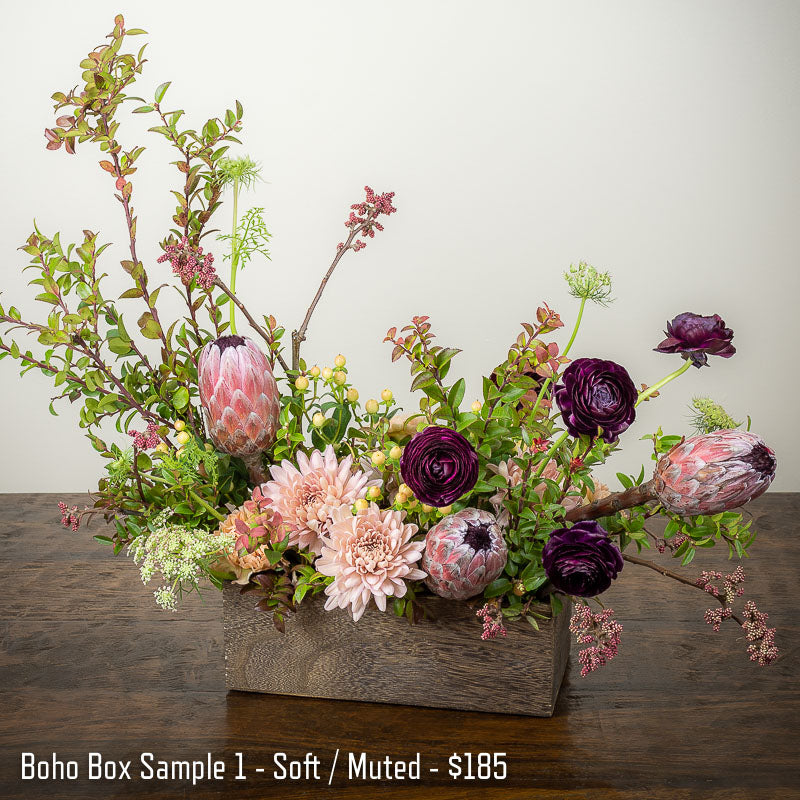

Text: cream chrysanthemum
xmin=260 ymin=445 xmax=380 ymax=554
xmin=316 ymin=504 xmax=426 ymax=621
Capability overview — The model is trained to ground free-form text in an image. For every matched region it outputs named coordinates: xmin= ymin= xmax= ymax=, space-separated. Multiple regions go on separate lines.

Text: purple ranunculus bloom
xmin=542 ymin=521 xmax=623 ymax=597
xmin=400 ymin=425 xmax=479 ymax=507
xmin=554 ymin=358 xmax=637 ymax=443
xmin=654 ymin=312 xmax=735 ymax=368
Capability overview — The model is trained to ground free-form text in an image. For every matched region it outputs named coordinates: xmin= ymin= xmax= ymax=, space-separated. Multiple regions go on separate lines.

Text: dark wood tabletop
xmin=1 ymin=493 xmax=798 ymax=799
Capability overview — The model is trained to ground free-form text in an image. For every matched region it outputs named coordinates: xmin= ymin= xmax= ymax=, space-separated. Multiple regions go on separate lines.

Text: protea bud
xmin=422 ymin=508 xmax=507 ymax=600
xmin=198 ymin=335 xmax=280 ymax=483
xmin=653 ymin=430 xmax=776 ymax=515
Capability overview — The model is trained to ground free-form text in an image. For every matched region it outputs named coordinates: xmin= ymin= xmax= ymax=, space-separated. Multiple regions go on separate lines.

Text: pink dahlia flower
xmin=316 ymin=504 xmax=426 ymax=621
xmin=198 ymin=335 xmax=280 ymax=483
xmin=261 ymin=445 xmax=380 ymax=554
xmin=653 ymin=430 xmax=776 ymax=515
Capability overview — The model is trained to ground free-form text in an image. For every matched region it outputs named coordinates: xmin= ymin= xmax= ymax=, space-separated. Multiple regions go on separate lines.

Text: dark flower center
xmin=215 ymin=335 xmax=246 ymax=351
xmin=742 ymin=443 xmax=777 ymax=479
xmin=463 ymin=521 xmax=492 ymax=552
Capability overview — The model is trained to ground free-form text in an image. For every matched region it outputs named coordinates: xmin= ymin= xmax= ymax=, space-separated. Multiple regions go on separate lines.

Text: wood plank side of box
xmin=223 ymin=582 xmax=571 ymax=717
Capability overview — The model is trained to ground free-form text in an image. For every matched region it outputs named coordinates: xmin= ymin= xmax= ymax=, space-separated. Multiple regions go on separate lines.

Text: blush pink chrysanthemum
xmin=260 ymin=445 xmax=380 ymax=554
xmin=316 ymin=504 xmax=426 ymax=622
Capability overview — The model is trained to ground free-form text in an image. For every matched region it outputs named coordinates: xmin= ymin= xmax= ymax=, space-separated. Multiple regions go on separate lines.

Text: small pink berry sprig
xmin=58 ymin=502 xmax=80 ymax=531
xmin=569 ymin=603 xmax=623 ymax=677
xmin=476 ymin=602 xmax=507 ymax=640
xmin=697 ymin=565 xmax=746 ymax=605
xmin=741 ymin=600 xmax=779 ymax=666
xmin=157 ymin=235 xmax=217 ymax=289
xmin=336 ymin=186 xmax=397 ymax=254
xmin=129 ymin=421 xmax=160 ymax=450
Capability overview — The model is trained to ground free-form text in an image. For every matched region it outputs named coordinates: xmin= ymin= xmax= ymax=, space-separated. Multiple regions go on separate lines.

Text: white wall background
xmin=0 ymin=0 xmax=797 ymax=492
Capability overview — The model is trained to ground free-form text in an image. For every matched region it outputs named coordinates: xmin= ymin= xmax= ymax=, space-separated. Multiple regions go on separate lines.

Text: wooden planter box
xmin=223 ymin=583 xmax=571 ymax=717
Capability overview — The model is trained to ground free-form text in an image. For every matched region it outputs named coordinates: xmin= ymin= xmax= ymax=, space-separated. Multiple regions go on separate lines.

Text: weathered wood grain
xmin=224 ymin=587 xmax=571 ymax=716
xmin=0 ymin=493 xmax=799 ymax=800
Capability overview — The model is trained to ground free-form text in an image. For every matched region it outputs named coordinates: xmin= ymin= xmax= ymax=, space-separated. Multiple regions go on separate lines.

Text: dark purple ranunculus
xmin=554 ymin=358 xmax=637 ymax=443
xmin=542 ymin=521 xmax=623 ymax=597
xmin=654 ymin=312 xmax=735 ymax=368
xmin=400 ymin=425 xmax=479 ymax=506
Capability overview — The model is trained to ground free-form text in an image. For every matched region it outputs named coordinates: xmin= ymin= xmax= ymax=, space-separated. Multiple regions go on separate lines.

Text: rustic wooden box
xmin=224 ymin=583 xmax=571 ymax=717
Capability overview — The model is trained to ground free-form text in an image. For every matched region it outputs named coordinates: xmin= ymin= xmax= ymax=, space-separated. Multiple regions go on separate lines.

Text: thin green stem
xmin=636 ymin=359 xmax=692 ymax=407
xmin=190 ymin=489 xmax=226 ymax=522
xmin=229 ymin=176 xmax=240 ymax=334
xmin=147 ymin=474 xmax=225 ymax=522
xmin=529 ymin=297 xmax=587 ymax=421
xmin=532 ymin=430 xmax=570 ymax=480
xmin=562 ymin=296 xmax=586 ymax=359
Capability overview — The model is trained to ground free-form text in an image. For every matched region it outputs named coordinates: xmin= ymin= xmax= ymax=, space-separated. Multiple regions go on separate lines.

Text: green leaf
xmin=154 ymin=81 xmax=171 ymax=103
xmin=448 ymin=378 xmax=465 ymax=411
xmin=172 ymin=386 xmax=190 ymax=410
xmin=484 ymin=578 xmax=512 ymax=598
xmin=137 ymin=311 xmax=161 ymax=340
xmin=107 ymin=338 xmax=132 ymax=356
xmin=132 ymin=105 xmax=154 ymax=114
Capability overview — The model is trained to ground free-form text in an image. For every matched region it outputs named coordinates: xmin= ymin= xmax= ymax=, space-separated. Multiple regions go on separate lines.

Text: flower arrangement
xmin=1 ymin=17 xmax=779 ymax=677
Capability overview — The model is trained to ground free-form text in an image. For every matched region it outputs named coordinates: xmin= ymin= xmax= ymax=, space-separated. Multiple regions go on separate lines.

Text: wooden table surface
xmin=1 ymin=493 xmax=798 ymax=799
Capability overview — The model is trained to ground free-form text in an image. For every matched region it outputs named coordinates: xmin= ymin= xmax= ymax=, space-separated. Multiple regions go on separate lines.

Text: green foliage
xmin=218 ymin=207 xmax=271 ymax=269
xmin=689 ymin=396 xmax=742 ymax=434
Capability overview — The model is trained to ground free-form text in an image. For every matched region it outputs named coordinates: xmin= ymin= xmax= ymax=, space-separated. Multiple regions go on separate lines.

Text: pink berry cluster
xmin=741 ymin=600 xmax=779 ymax=666
xmin=697 ymin=565 xmax=746 ymax=605
xmin=157 ymin=236 xmax=216 ymax=289
xmin=129 ymin=421 xmax=160 ymax=450
xmin=569 ymin=603 xmax=623 ymax=677
xmin=58 ymin=502 xmax=80 ymax=531
xmin=337 ymin=185 xmax=396 ymax=253
xmin=476 ymin=603 xmax=507 ymax=640
xmin=703 ymin=606 xmax=733 ymax=632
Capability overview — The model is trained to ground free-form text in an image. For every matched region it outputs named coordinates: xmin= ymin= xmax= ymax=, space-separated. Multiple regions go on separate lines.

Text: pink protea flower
xmin=422 ymin=508 xmax=508 ymax=600
xmin=198 ymin=335 xmax=280 ymax=483
xmin=261 ymin=445 xmax=380 ymax=554
xmin=316 ymin=503 xmax=425 ymax=621
xmin=653 ymin=430 xmax=776 ymax=515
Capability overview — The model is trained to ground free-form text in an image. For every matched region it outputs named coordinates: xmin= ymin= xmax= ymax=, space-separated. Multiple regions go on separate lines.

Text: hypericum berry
xmin=204 ymin=442 xmax=214 ymax=452
xmin=176 ymin=447 xmax=186 ymax=457
xmin=334 ymin=354 xmax=346 ymax=367
xmin=176 ymin=431 xmax=191 ymax=446
xmin=310 ymin=365 xmax=321 ymax=378
xmin=354 ymin=498 xmax=369 ymax=512
xmin=371 ymin=451 xmax=386 ymax=467
xmin=295 ymin=375 xmax=309 ymax=391
xmin=471 ymin=400 xmax=482 ymax=413
xmin=398 ymin=483 xmax=411 ymax=495
xmin=312 ymin=412 xmax=326 ymax=427
xmin=155 ymin=442 xmax=169 ymax=454
xmin=321 ymin=367 xmax=333 ymax=380
xmin=346 ymin=388 xmax=359 ymax=403
xmin=333 ymin=370 xmax=347 ymax=386
xmin=381 ymin=388 xmax=394 ymax=403
xmin=174 ymin=420 xmax=186 ymax=432
xmin=421 ymin=504 xmax=434 ymax=513
xmin=365 ymin=398 xmax=379 ymax=414
xmin=389 ymin=445 xmax=402 ymax=460
xmin=366 ymin=486 xmax=382 ymax=501
xmin=438 ymin=505 xmax=452 ymax=515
